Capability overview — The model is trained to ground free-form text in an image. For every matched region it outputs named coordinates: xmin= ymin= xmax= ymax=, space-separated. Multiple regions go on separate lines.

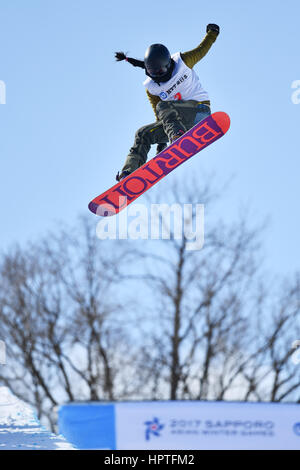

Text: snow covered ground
xmin=0 ymin=387 xmax=75 ymax=450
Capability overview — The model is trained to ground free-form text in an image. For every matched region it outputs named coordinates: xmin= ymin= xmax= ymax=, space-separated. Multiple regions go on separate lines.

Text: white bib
xmin=143 ymin=52 xmax=209 ymax=102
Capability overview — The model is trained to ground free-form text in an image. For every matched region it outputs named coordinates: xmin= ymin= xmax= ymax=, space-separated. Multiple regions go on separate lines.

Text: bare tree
xmin=0 ymin=176 xmax=299 ymax=433
xmin=0 ymin=216 xmax=140 ymax=429
xmin=240 ymin=275 xmax=300 ymax=402
xmin=127 ymin=175 xmax=300 ymax=402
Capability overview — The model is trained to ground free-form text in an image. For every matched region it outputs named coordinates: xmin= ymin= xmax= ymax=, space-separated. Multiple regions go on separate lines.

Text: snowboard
xmin=88 ymin=111 xmax=230 ymax=217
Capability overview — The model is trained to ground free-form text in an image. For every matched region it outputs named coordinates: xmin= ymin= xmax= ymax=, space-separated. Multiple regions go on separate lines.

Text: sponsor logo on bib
xmin=159 ymin=92 xmax=168 ymax=100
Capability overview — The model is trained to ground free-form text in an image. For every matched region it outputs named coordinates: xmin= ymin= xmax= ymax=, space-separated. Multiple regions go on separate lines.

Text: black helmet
xmin=144 ymin=44 xmax=173 ymax=81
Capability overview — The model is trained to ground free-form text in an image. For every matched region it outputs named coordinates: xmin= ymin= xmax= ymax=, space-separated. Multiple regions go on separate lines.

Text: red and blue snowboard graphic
xmin=88 ymin=111 xmax=230 ymax=217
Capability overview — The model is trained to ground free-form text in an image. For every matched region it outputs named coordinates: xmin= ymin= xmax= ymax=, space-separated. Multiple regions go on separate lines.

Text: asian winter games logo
xmin=144 ymin=417 xmax=165 ymax=441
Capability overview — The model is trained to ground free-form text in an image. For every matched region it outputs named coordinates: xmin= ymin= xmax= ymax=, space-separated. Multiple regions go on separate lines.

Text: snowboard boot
xmin=156 ymin=101 xmax=187 ymax=144
xmin=116 ymin=170 xmax=131 ymax=182
xmin=156 ymin=142 xmax=168 ymax=154
xmin=170 ymin=129 xmax=185 ymax=143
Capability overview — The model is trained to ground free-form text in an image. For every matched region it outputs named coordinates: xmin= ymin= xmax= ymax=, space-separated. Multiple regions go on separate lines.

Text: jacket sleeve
xmin=181 ymin=30 xmax=218 ymax=69
xmin=146 ymin=90 xmax=161 ymax=120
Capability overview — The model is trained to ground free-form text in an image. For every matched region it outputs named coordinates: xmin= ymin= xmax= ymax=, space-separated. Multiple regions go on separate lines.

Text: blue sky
xmin=0 ymin=0 xmax=299 ymax=276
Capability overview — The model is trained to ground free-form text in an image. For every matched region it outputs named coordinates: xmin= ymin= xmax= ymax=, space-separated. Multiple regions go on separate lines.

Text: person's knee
xmin=133 ymin=126 xmax=152 ymax=150
xmin=136 ymin=124 xmax=156 ymax=143
xmin=156 ymin=101 xmax=170 ymax=115
xmin=135 ymin=124 xmax=149 ymax=137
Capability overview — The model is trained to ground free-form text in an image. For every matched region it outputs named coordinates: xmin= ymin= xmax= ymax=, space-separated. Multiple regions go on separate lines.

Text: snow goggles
xmin=147 ymin=65 xmax=169 ymax=78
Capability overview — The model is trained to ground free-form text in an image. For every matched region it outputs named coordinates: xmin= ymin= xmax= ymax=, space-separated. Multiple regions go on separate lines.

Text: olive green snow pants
xmin=120 ymin=100 xmax=211 ymax=175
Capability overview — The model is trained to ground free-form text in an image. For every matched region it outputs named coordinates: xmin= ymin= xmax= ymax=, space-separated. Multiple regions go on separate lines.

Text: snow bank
xmin=0 ymin=387 xmax=75 ymax=450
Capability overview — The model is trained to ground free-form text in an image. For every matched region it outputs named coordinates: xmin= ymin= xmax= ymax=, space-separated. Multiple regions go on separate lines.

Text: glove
xmin=156 ymin=142 xmax=168 ymax=154
xmin=206 ymin=24 xmax=220 ymax=35
xmin=115 ymin=52 xmax=127 ymax=62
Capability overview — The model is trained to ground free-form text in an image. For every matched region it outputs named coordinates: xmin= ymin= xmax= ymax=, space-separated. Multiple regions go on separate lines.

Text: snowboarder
xmin=115 ymin=24 xmax=220 ymax=181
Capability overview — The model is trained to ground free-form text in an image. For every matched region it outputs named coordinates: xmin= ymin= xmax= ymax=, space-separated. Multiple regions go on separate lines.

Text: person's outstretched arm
xmin=181 ymin=24 xmax=220 ymax=68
